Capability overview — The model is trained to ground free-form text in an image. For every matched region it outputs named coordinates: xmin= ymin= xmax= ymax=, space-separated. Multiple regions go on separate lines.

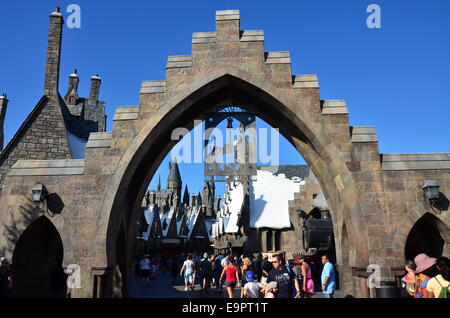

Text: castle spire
xmin=157 ymin=174 xmax=161 ymax=191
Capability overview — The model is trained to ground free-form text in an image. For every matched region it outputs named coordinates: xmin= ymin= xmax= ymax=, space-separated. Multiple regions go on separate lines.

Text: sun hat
xmin=267 ymin=281 xmax=277 ymax=289
xmin=245 ymin=270 xmax=254 ymax=282
xmin=414 ymin=253 xmax=437 ymax=274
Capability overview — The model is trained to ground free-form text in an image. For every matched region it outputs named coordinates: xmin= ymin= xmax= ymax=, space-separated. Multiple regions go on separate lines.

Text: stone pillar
xmin=215 ymin=10 xmax=240 ymax=42
xmin=44 ymin=8 xmax=64 ymax=97
xmin=89 ymin=75 xmax=101 ymax=101
xmin=0 ymin=94 xmax=8 ymax=151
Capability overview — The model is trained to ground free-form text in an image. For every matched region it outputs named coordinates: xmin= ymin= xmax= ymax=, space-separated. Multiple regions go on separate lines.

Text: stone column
xmin=44 ymin=8 xmax=64 ymax=97
xmin=0 ymin=94 xmax=8 ymax=151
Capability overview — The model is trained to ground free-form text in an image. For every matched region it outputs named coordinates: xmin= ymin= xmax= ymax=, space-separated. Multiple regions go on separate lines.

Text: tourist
xmin=290 ymin=259 xmax=304 ymax=297
xmin=242 ymin=270 xmax=263 ymax=298
xmin=240 ymin=257 xmax=253 ymax=298
xmin=220 ymin=255 xmax=240 ymax=298
xmin=425 ymin=257 xmax=450 ymax=298
xmin=199 ymin=253 xmax=213 ymax=293
xmin=0 ymin=257 xmax=12 ymax=298
xmin=261 ymin=255 xmax=272 ymax=285
xmin=213 ymin=256 xmax=223 ymax=293
xmin=255 ymin=254 xmax=263 ymax=282
xmin=267 ymin=254 xmax=301 ymax=298
xmin=180 ymin=254 xmax=196 ymax=291
xmin=221 ymin=254 xmax=230 ymax=267
xmin=321 ymin=255 xmax=336 ymax=298
xmin=413 ymin=253 xmax=438 ymax=298
xmin=139 ymin=255 xmax=151 ymax=286
xmin=401 ymin=260 xmax=417 ymax=298
xmin=299 ymin=255 xmax=315 ymax=298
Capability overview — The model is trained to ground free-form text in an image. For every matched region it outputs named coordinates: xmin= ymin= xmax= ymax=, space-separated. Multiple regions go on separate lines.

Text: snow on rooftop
xmin=160 ymin=207 xmax=175 ymax=237
xmin=222 ymin=182 xmax=244 ymax=234
xmin=249 ymin=169 xmax=302 ymax=229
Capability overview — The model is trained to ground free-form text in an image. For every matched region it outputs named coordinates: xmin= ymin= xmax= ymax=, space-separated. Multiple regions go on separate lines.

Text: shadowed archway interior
xmin=11 ymin=216 xmax=67 ymax=298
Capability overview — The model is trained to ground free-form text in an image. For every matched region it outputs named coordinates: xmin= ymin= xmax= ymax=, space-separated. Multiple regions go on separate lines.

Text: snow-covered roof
xmin=221 ymin=182 xmax=244 ymax=234
xmin=160 ymin=207 xmax=176 ymax=237
xmin=187 ymin=206 xmax=201 ymax=239
xmin=249 ymin=169 xmax=303 ymax=229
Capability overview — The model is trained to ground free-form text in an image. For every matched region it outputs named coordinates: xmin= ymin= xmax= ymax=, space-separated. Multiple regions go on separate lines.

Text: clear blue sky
xmin=0 ymin=1 xmax=449 ymax=196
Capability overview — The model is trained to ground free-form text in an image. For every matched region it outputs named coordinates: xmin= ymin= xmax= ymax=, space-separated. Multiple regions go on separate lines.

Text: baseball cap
xmin=245 ymin=270 xmax=254 ymax=282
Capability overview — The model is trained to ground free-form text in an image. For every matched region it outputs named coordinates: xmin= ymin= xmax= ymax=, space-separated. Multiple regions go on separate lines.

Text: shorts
xmin=141 ymin=269 xmax=150 ymax=278
xmin=224 ymin=282 xmax=236 ymax=287
xmin=184 ymin=272 xmax=194 ymax=283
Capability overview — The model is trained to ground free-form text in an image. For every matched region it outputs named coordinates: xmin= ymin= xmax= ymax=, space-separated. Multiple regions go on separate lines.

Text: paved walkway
xmin=129 ymin=270 xmax=338 ymax=298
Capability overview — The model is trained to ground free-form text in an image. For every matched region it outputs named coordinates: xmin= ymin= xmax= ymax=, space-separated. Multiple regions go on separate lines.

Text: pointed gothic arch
xmin=11 ymin=216 xmax=66 ymax=298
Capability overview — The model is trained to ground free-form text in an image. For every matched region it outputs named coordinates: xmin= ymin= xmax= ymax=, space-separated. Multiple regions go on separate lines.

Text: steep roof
xmin=167 ymin=159 xmax=182 ymax=185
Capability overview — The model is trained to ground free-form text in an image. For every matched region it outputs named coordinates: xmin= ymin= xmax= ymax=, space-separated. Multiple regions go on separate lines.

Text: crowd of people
xmin=137 ymin=251 xmax=337 ymax=298
xmin=401 ymin=253 xmax=450 ymax=298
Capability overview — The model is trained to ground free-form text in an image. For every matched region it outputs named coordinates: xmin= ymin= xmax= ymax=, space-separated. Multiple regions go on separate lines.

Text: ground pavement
xmin=129 ymin=270 xmax=338 ymax=298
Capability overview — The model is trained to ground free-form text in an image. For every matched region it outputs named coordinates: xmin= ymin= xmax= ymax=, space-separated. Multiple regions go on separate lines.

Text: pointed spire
xmin=157 ymin=174 xmax=161 ymax=191
xmin=183 ymin=185 xmax=190 ymax=205
xmin=167 ymin=159 xmax=182 ymax=186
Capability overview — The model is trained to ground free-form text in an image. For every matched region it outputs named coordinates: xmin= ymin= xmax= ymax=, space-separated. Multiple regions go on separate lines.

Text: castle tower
xmin=167 ymin=159 xmax=182 ymax=200
xmin=0 ymin=94 xmax=8 ymax=152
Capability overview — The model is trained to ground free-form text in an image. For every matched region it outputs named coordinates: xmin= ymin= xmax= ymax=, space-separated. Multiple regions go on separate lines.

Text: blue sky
xmin=0 ymin=0 xmax=449 ymax=196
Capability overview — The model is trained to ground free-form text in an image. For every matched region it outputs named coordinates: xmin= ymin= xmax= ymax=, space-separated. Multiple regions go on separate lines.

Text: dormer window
xmin=69 ymin=95 xmax=76 ymax=105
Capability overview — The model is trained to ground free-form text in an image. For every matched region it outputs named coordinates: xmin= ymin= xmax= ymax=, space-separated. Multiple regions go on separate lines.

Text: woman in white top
xmin=426 ymin=257 xmax=450 ymax=298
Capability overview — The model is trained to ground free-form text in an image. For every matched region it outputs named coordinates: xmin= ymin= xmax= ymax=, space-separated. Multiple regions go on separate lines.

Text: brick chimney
xmin=44 ymin=7 xmax=64 ymax=97
xmin=0 ymin=94 xmax=8 ymax=152
xmin=68 ymin=69 xmax=79 ymax=92
xmin=89 ymin=74 xmax=101 ymax=101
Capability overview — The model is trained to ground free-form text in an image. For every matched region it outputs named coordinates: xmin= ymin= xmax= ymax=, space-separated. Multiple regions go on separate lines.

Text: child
xmin=401 ymin=260 xmax=416 ymax=297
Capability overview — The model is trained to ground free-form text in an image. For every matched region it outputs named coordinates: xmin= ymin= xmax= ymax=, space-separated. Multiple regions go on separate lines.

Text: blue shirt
xmin=321 ymin=262 xmax=336 ymax=294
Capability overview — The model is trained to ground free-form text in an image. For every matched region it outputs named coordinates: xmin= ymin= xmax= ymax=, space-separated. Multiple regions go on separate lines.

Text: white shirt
xmin=244 ymin=282 xmax=262 ymax=298
xmin=183 ymin=260 xmax=195 ymax=273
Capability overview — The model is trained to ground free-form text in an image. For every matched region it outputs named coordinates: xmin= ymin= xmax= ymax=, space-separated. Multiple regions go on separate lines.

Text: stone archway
xmin=393 ymin=207 xmax=450 ymax=265
xmin=404 ymin=212 xmax=450 ymax=260
xmin=94 ymin=68 xmax=370 ymax=295
xmin=11 ymin=216 xmax=67 ymax=298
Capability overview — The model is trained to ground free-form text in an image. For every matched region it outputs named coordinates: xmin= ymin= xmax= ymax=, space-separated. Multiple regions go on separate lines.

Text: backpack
xmin=414 ymin=274 xmax=430 ymax=298
xmin=434 ymin=277 xmax=450 ymax=298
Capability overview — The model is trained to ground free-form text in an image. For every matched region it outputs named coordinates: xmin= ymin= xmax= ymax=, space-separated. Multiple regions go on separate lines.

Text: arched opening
xmin=11 ymin=216 xmax=67 ymax=298
xmin=96 ymin=71 xmax=368 ymax=297
xmin=405 ymin=213 xmax=448 ymax=260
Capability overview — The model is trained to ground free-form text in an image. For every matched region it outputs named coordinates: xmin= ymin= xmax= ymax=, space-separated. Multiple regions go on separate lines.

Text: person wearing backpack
xmin=426 ymin=257 xmax=450 ymax=298
xmin=413 ymin=253 xmax=438 ymax=298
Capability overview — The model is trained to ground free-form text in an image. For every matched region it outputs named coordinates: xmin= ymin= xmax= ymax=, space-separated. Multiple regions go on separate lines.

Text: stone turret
xmin=44 ymin=8 xmax=64 ymax=97
xmin=0 ymin=94 xmax=8 ymax=152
